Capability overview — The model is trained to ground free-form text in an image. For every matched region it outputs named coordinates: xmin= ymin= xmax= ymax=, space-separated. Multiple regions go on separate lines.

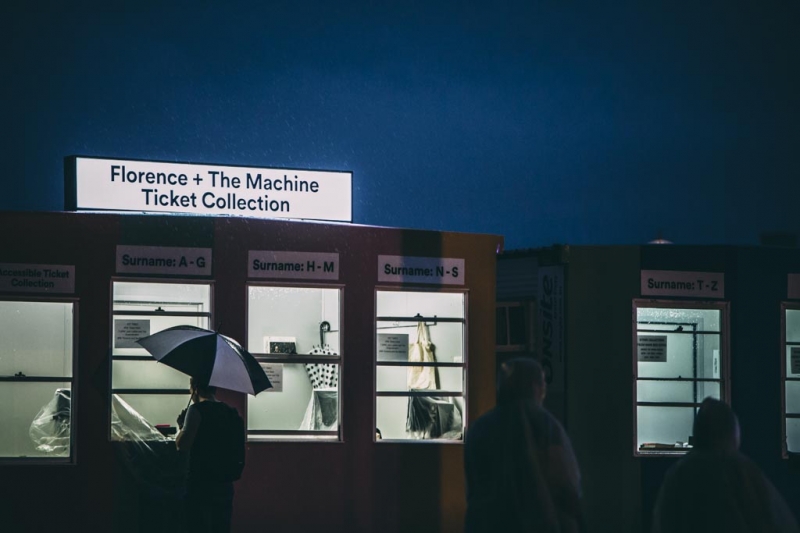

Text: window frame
xmin=0 ymin=296 xmax=79 ymax=465
xmin=244 ymin=281 xmax=344 ymax=443
xmin=632 ymin=298 xmax=731 ymax=457
xmin=108 ymin=277 xmax=214 ymax=441
xmin=374 ymin=286 xmax=469 ymax=444
xmin=781 ymin=302 xmax=800 ymax=458
xmin=495 ymin=300 xmax=534 ymax=353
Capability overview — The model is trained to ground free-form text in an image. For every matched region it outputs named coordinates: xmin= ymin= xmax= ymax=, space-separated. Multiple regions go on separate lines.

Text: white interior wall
xmin=246 ymin=287 xmax=340 ymax=431
xmin=110 ymin=282 xmax=211 ymax=431
xmin=0 ymin=301 xmax=73 ymax=457
xmin=636 ymin=307 xmax=723 ymax=447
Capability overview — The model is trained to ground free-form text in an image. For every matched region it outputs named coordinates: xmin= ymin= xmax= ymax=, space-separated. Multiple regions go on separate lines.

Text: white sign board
xmin=377 ymin=333 xmax=409 ymax=362
xmin=641 ymin=270 xmax=725 ymax=298
xmin=249 ymin=251 xmax=339 ymax=280
xmin=791 ymin=347 xmax=800 ymax=375
xmin=260 ymin=363 xmax=283 ymax=392
xmin=117 ymin=245 xmax=212 ymax=276
xmin=67 ymin=156 xmax=352 ymax=222
xmin=638 ymin=335 xmax=668 ymax=362
xmin=0 ymin=263 xmax=75 ymax=293
xmin=114 ymin=319 xmax=151 ymax=349
xmin=377 ymin=255 xmax=464 ymax=285
xmin=789 ymin=274 xmax=800 ymax=300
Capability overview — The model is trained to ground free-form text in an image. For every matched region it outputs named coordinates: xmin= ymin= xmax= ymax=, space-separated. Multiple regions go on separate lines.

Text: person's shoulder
xmin=466 ymin=408 xmax=501 ymax=438
xmin=530 ymin=406 xmax=569 ymax=441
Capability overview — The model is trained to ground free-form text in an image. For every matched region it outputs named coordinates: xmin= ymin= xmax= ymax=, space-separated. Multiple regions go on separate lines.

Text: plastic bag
xmin=408 ymin=322 xmax=438 ymax=389
xmin=29 ymin=388 xmax=72 ymax=455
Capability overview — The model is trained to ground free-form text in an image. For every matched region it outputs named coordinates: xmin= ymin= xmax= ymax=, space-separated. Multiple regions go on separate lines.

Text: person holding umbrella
xmin=136 ymin=326 xmax=272 ymax=533
xmin=175 ymin=377 xmax=242 ymax=533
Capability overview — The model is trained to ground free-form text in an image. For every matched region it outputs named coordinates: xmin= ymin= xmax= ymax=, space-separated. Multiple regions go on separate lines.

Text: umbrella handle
xmin=320 ymin=321 xmax=331 ymax=347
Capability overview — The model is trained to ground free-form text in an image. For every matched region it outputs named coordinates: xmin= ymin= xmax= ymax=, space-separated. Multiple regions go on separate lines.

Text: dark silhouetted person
xmin=464 ymin=358 xmax=584 ymax=533
xmin=176 ymin=377 xmax=244 ymax=533
xmin=652 ymin=398 xmax=799 ymax=533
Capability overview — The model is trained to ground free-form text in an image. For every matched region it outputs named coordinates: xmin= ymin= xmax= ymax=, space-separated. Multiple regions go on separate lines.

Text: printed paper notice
xmin=638 ymin=335 xmax=668 ymax=362
xmin=261 ymin=363 xmax=283 ymax=392
xmin=377 ymin=333 xmax=409 ymax=361
xmin=115 ymin=320 xmax=151 ymax=349
xmin=791 ymin=347 xmax=800 ymax=375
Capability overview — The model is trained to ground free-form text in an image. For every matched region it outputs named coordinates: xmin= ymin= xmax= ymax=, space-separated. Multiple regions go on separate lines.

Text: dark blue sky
xmin=3 ymin=1 xmax=798 ymax=249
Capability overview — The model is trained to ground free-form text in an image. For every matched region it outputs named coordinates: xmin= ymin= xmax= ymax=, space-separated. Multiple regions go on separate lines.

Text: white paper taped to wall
xmin=713 ymin=349 xmax=720 ymax=379
xmin=638 ymin=335 xmax=667 ymax=362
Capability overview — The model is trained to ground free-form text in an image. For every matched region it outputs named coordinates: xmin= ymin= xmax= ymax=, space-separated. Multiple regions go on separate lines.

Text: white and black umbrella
xmin=136 ymin=326 xmax=272 ymax=395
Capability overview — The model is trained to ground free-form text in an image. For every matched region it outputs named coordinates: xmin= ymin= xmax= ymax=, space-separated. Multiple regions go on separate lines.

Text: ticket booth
xmin=0 ymin=157 xmax=502 ymax=533
xmin=497 ymin=244 xmax=800 ymax=533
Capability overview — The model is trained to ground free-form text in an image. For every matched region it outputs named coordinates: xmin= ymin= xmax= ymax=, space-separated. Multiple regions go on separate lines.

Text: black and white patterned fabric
xmin=305 ymin=346 xmax=339 ymax=390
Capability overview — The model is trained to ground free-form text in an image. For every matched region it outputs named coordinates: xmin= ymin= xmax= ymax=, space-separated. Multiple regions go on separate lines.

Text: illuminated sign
xmin=116 ymin=245 xmax=212 ymax=276
xmin=248 ymin=251 xmax=339 ymax=280
xmin=65 ymin=156 xmax=352 ymax=222
xmin=377 ymin=255 xmax=464 ymax=285
xmin=641 ymin=270 xmax=725 ymax=298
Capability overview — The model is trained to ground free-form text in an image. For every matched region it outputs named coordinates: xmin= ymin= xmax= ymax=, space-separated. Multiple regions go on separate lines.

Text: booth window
xmin=0 ymin=299 xmax=76 ymax=462
xmin=633 ymin=301 xmax=729 ymax=456
xmin=782 ymin=303 xmax=800 ymax=457
xmin=496 ymin=301 xmax=532 ymax=351
xmin=246 ymin=285 xmax=342 ymax=441
xmin=110 ymin=281 xmax=212 ymax=440
xmin=376 ymin=290 xmax=467 ymax=442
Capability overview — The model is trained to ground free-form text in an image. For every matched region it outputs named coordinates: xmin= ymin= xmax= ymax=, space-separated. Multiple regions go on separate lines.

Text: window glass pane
xmin=0 ymin=301 xmax=73 ymax=377
xmin=376 ymin=321 xmax=463 ymax=363
xmin=376 ymin=396 xmax=464 ymax=441
xmin=111 ymin=281 xmax=212 ymax=440
xmin=112 ymin=315 xmax=210 ymax=357
xmin=508 ymin=305 xmax=526 ymax=345
xmin=112 ymin=360 xmax=190 ymax=389
xmin=787 ymin=310 xmax=800 ymax=343
xmin=112 ymin=281 xmax=211 ymax=357
xmin=377 ymin=366 xmax=463 ymax=393
xmin=696 ymin=381 xmax=721 ymax=401
xmin=495 ymin=307 xmax=508 ymax=345
xmin=113 ymin=282 xmax=211 ymax=310
xmin=377 ymin=291 xmax=465 ymax=319
xmin=787 ymin=418 xmax=800 ymax=454
xmin=248 ymin=287 xmax=341 ymax=355
xmin=637 ymin=307 xmax=721 ymax=332
xmin=636 ymin=381 xmax=720 ymax=404
xmin=637 ymin=332 xmax=720 ymax=379
xmin=786 ymin=382 xmax=800 ymax=414
xmin=376 ymin=290 xmax=466 ymax=442
xmin=637 ymin=406 xmax=694 ymax=450
xmin=115 ymin=393 xmax=188 ymax=430
xmin=637 ymin=381 xmax=693 ymax=403
xmin=247 ymin=363 xmax=338 ymax=432
xmin=0 ymin=382 xmax=71 ymax=458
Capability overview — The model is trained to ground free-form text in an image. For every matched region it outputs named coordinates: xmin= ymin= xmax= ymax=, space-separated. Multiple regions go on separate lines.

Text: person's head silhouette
xmin=693 ymin=397 xmax=740 ymax=452
xmin=497 ymin=357 xmax=547 ymax=406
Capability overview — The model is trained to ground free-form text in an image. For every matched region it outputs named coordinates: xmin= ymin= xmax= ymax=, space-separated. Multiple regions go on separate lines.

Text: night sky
xmin=3 ymin=1 xmax=798 ymax=249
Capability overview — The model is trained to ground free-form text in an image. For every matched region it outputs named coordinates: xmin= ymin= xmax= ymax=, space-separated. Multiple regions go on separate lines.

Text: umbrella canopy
xmin=136 ymin=326 xmax=272 ymax=395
